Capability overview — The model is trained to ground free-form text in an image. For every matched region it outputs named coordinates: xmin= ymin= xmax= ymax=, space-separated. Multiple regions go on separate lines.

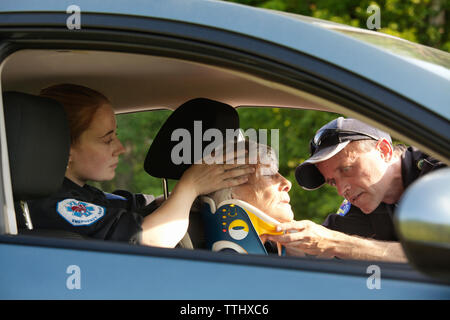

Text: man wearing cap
xmin=268 ymin=117 xmax=445 ymax=262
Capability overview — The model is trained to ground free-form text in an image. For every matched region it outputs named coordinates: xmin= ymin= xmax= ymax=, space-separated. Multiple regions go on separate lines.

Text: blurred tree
xmin=223 ymin=0 xmax=449 ymax=51
xmin=237 ymin=107 xmax=343 ymax=223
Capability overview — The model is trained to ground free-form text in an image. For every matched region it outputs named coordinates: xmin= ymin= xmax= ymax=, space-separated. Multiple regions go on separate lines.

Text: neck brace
xmin=201 ymin=197 xmax=283 ymax=255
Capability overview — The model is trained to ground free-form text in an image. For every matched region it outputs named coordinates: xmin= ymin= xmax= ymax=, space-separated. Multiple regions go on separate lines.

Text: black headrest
xmin=144 ymin=98 xmax=239 ymax=179
xmin=3 ymin=92 xmax=70 ymax=200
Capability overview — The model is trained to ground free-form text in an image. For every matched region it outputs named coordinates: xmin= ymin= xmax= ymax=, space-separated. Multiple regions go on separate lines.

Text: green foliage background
xmin=224 ymin=0 xmax=449 ymax=51
xmin=95 ymin=0 xmax=448 ymax=224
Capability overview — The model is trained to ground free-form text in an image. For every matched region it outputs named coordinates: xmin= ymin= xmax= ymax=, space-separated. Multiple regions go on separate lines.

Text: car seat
xmin=2 ymin=91 xmax=79 ymax=238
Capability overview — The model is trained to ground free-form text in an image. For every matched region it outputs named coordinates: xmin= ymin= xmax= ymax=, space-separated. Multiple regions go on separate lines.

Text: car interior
xmin=1 ymin=49 xmax=335 ymax=114
xmin=0 ymin=49 xmax=341 ymax=240
xmin=0 ymin=48 xmax=445 ymax=265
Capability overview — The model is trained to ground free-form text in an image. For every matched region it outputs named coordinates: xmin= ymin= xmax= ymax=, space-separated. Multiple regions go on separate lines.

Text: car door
xmin=0 ymin=1 xmax=449 ymax=300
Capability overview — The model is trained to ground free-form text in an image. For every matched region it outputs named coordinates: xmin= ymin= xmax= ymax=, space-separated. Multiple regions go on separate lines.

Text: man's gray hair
xmin=352 ymin=139 xmax=406 ymax=157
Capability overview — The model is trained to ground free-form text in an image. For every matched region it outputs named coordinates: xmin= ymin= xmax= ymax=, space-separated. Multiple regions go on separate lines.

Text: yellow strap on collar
xmin=246 ymin=211 xmax=283 ymax=236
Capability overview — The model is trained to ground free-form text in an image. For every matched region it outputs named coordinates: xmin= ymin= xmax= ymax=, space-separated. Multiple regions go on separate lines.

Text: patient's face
xmin=232 ymin=163 xmax=293 ymax=222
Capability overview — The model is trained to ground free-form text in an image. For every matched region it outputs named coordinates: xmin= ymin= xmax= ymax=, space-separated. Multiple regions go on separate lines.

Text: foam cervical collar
xmin=201 ymin=197 xmax=283 ymax=255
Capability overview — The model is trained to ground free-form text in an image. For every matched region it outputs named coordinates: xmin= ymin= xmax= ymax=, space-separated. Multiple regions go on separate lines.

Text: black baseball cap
xmin=295 ymin=117 xmax=392 ymax=190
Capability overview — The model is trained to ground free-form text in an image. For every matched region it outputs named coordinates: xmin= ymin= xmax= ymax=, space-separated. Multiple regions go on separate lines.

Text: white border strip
xmin=0 ymin=54 xmax=18 ymax=234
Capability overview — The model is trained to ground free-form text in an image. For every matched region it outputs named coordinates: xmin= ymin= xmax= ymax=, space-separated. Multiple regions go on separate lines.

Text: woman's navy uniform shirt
xmin=322 ymin=146 xmax=446 ymax=240
xmin=24 ymin=178 xmax=158 ymax=244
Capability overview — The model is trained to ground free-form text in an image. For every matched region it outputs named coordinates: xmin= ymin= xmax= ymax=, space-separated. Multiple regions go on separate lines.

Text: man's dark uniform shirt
xmin=22 ymin=178 xmax=158 ymax=244
xmin=322 ymin=146 xmax=446 ymax=240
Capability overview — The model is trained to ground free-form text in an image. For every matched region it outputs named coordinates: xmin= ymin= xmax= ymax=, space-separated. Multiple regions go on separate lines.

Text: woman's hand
xmin=179 ymin=147 xmax=255 ymax=197
xmin=140 ymin=152 xmax=254 ymax=248
xmin=180 ymin=162 xmax=255 ymax=197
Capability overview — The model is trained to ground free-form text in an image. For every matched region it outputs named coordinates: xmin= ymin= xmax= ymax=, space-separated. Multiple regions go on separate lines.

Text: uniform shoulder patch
xmin=336 ymin=199 xmax=351 ymax=216
xmin=57 ymin=199 xmax=105 ymax=226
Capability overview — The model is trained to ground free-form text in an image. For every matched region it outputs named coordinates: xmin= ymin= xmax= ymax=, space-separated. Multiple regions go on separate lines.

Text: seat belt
xmin=177 ymin=232 xmax=194 ymax=249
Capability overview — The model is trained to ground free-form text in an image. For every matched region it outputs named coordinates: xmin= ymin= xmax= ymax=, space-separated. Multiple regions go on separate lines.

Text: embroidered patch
xmin=336 ymin=199 xmax=351 ymax=216
xmin=57 ymin=199 xmax=105 ymax=226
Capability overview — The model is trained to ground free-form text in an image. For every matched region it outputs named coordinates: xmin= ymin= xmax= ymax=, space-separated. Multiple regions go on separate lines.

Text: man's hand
xmin=268 ymin=220 xmax=407 ymax=262
xmin=267 ymin=220 xmax=342 ymax=258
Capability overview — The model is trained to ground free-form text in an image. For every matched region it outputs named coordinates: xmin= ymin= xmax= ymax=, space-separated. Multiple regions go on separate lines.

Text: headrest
xmin=144 ymin=98 xmax=239 ymax=179
xmin=3 ymin=91 xmax=70 ymax=200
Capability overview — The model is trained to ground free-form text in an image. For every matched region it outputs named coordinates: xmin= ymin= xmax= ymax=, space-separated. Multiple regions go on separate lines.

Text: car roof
xmin=1 ymin=0 xmax=449 ymax=119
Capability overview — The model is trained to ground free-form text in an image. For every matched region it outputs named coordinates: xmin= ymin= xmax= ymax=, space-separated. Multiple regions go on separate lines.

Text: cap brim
xmin=295 ymin=141 xmax=350 ymax=190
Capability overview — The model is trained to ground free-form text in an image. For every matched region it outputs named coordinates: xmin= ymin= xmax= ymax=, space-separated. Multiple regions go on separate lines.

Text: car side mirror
xmin=394 ymin=168 xmax=450 ymax=282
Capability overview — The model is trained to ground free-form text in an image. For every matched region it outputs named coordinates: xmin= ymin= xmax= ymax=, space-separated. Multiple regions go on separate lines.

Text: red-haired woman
xmin=29 ymin=84 xmax=253 ymax=247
